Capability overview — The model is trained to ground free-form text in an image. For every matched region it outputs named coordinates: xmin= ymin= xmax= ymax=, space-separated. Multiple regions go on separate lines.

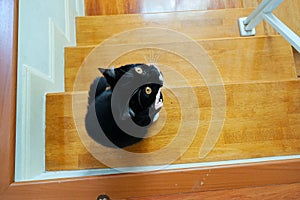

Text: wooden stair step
xmin=84 ymin=0 xmax=252 ymax=16
xmin=65 ymin=36 xmax=297 ymax=92
xmin=83 ymin=0 xmax=300 ymax=38
xmin=76 ymin=8 xmax=273 ymax=46
xmin=46 ymin=80 xmax=300 ymax=171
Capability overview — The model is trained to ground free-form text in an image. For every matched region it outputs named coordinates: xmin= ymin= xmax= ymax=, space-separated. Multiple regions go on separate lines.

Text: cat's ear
xmin=98 ymin=67 xmax=106 ymax=74
xmin=98 ymin=67 xmax=117 ymax=87
xmin=98 ymin=67 xmax=115 ymax=78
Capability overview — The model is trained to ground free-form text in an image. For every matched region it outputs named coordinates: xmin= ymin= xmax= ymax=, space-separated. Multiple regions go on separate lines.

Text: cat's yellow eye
xmin=135 ymin=67 xmax=143 ymax=74
xmin=145 ymin=86 xmax=152 ymax=95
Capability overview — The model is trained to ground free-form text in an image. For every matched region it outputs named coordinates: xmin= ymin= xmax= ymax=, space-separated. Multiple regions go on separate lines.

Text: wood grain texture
xmin=65 ymin=36 xmax=296 ymax=92
xmin=2 ymin=159 xmax=300 ymax=199
xmin=127 ymin=183 xmax=300 ymax=200
xmin=0 ymin=0 xmax=18 ymax=194
xmin=46 ymin=80 xmax=300 ymax=171
xmin=84 ymin=0 xmax=300 ymax=38
xmin=84 ymin=0 xmax=260 ymax=16
xmin=76 ymin=8 xmax=270 ymax=46
xmin=274 ymin=0 xmax=300 ymax=37
xmin=293 ymin=48 xmax=300 ymax=77
xmin=83 ymin=0 xmax=300 ymax=75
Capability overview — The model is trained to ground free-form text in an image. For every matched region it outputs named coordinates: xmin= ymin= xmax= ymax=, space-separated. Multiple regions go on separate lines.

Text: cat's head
xmin=99 ymin=64 xmax=163 ymax=88
xmin=99 ymin=64 xmax=164 ymax=126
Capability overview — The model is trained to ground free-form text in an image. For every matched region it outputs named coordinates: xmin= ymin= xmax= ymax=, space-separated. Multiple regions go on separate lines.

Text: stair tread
xmin=46 ymin=79 xmax=300 ymax=171
xmin=76 ymin=8 xmax=274 ymax=46
xmin=65 ymin=36 xmax=297 ymax=92
xmin=84 ymin=0 xmax=249 ymax=16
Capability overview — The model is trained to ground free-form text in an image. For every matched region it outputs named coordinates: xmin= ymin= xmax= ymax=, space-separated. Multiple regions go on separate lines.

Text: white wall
xmin=15 ymin=0 xmax=84 ymax=181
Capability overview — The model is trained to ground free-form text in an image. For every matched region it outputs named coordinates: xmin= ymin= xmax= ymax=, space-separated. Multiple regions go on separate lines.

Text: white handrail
xmin=238 ymin=0 xmax=300 ymax=52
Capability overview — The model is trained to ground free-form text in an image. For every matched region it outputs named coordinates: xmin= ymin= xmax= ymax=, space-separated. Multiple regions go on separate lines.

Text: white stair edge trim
xmin=15 ymin=0 xmax=85 ymax=182
xmin=29 ymin=155 xmax=300 ymax=181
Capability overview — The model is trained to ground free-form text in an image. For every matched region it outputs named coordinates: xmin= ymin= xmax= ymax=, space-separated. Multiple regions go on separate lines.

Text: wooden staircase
xmin=46 ymin=2 xmax=300 ymax=171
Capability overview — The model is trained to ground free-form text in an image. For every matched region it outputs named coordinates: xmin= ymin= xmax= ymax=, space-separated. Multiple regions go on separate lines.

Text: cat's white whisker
xmin=154 ymin=51 xmax=161 ymax=64
xmin=150 ymin=50 xmax=155 ymax=63
xmin=142 ymin=49 xmax=163 ymax=66
xmin=143 ymin=54 xmax=149 ymax=63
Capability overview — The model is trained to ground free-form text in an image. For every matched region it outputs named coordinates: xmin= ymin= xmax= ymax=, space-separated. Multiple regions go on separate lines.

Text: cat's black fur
xmin=85 ymin=63 xmax=163 ymax=148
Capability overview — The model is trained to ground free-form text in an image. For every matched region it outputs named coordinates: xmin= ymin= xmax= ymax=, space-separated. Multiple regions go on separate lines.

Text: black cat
xmin=85 ymin=63 xmax=163 ymax=148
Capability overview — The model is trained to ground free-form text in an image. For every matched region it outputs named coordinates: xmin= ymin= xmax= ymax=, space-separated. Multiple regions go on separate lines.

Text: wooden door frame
xmin=1 ymin=0 xmax=300 ymax=199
